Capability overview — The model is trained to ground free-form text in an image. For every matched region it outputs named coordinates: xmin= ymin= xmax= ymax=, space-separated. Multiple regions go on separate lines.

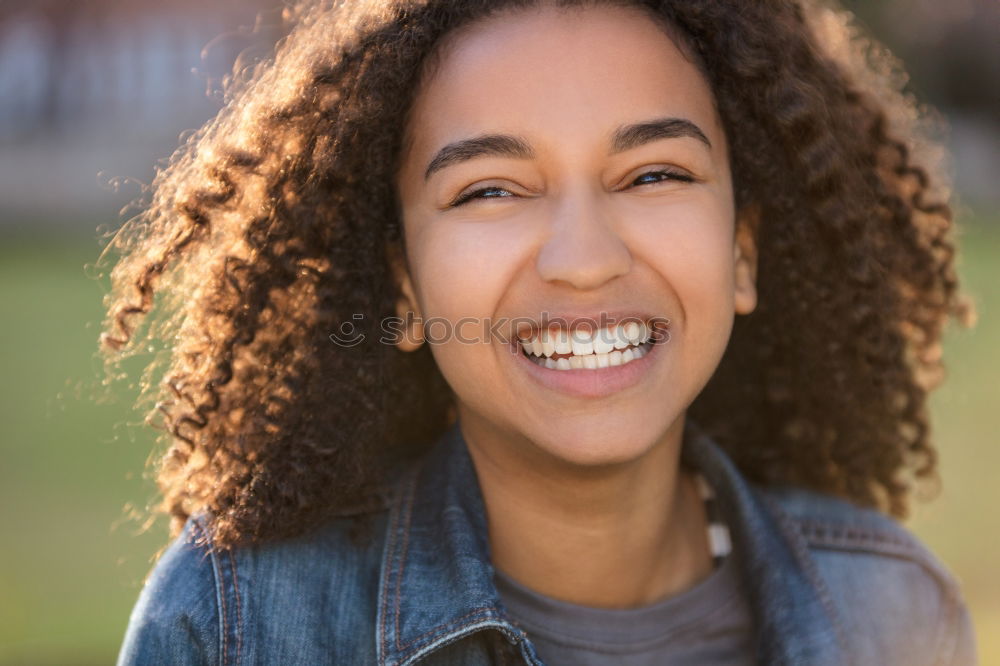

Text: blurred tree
xmin=843 ymin=0 xmax=1000 ymax=118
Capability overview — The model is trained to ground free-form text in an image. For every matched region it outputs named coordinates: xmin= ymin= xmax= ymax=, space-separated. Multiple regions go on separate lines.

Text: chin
xmin=526 ymin=414 xmax=675 ymax=469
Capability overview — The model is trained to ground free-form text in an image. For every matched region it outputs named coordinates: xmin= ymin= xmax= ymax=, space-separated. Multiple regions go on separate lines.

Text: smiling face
xmin=395 ymin=3 xmax=757 ymax=468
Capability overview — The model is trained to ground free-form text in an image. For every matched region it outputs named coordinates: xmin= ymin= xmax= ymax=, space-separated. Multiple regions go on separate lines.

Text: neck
xmin=460 ymin=413 xmax=713 ymax=609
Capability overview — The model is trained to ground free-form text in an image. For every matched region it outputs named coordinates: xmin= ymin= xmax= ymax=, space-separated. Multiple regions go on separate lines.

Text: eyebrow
xmin=610 ymin=117 xmax=711 ymax=154
xmin=423 ymin=117 xmax=711 ymax=180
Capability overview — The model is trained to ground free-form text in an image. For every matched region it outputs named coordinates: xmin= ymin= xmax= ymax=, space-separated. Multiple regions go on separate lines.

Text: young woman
xmin=106 ymin=0 xmax=979 ymax=663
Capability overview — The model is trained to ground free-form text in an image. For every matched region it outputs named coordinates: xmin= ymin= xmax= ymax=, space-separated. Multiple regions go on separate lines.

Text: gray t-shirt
xmin=493 ymin=552 xmax=755 ymax=666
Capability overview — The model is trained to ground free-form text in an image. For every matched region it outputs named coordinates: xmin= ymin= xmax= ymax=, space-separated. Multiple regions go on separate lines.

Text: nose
xmin=535 ymin=189 xmax=632 ymax=290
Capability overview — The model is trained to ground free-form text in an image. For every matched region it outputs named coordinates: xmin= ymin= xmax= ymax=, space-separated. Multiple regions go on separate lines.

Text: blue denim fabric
xmin=118 ymin=419 xmax=978 ymax=665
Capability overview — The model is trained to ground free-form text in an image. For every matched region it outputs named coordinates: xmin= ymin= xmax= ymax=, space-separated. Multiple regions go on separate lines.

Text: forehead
xmin=402 ymin=3 xmax=724 ymax=160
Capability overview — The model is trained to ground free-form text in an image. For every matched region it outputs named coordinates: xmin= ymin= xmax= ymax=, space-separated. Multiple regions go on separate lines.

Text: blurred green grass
xmin=0 ymin=220 xmax=997 ymax=665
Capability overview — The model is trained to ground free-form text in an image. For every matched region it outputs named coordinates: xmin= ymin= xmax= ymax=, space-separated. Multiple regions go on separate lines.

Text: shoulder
xmin=757 ymin=484 xmax=978 ymax=666
xmin=118 ymin=503 xmax=393 ymax=666
xmin=117 ymin=517 xmax=221 ymax=665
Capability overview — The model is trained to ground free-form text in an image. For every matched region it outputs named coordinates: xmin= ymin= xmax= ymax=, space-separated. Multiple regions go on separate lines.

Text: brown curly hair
xmin=98 ymin=0 xmax=976 ymax=548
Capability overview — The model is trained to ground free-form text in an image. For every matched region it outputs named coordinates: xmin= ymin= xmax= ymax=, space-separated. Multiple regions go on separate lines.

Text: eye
xmin=628 ymin=169 xmax=695 ymax=188
xmin=449 ymin=185 xmax=515 ymax=208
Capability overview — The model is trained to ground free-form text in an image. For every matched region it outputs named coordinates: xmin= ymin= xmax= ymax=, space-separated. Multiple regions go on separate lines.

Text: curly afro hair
xmin=98 ymin=0 xmax=976 ymax=548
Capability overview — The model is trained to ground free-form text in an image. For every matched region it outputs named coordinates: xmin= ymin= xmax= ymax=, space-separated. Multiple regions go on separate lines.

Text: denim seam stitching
xmin=800 ymin=518 xmax=964 ymax=666
xmin=192 ymin=518 xmax=228 ymax=666
xmin=795 ymin=521 xmax=919 ymax=553
xmin=386 ymin=464 xmax=507 ymax=660
xmin=217 ymin=547 xmax=235 ymax=666
xmin=762 ymin=495 xmax=851 ymax=664
xmin=381 ymin=457 xmax=512 ymax=664
xmin=934 ymin=569 xmax=962 ymax=666
xmin=380 ymin=464 xmax=416 ymax=663
xmin=399 ymin=608 xmax=497 ymax=651
xmin=227 ymin=550 xmax=243 ymax=665
xmin=397 ymin=615 xmax=511 ymax=665
xmin=379 ymin=477 xmax=401 ymax=662
xmin=393 ymin=468 xmax=418 ymax=651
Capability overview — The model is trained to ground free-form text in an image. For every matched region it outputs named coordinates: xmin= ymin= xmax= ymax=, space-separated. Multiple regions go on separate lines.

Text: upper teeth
xmin=519 ymin=322 xmax=651 ymax=358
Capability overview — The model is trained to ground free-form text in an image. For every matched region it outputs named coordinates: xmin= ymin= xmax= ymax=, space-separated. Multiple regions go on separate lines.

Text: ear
xmin=387 ymin=242 xmax=425 ymax=352
xmin=733 ymin=205 xmax=759 ymax=316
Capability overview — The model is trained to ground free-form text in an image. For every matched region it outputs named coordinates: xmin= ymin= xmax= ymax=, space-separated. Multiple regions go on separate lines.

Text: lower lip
xmin=511 ymin=342 xmax=662 ymax=399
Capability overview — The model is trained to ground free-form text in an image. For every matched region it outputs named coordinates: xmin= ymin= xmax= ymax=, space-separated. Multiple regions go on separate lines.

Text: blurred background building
xmin=0 ymin=0 xmax=996 ymax=229
xmin=0 ymin=1 xmax=997 ymax=664
xmin=0 ymin=0 xmax=282 ymax=228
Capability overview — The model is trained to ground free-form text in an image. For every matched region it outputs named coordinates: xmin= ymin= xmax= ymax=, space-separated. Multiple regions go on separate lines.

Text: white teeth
xmin=554 ymin=329 xmax=572 ymax=355
xmin=521 ymin=320 xmax=660 ymax=371
xmin=540 ymin=329 xmax=556 ymax=357
xmin=624 ymin=322 xmax=641 ymax=344
xmin=593 ymin=330 xmax=615 ymax=354
xmin=614 ymin=327 xmax=630 ymax=350
xmin=528 ymin=342 xmax=653 ymax=370
xmin=522 ymin=322 xmax=650 ymax=356
xmin=570 ymin=334 xmax=594 ymax=356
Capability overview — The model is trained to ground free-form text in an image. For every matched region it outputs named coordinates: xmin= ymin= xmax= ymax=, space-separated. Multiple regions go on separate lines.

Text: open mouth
xmin=518 ymin=321 xmax=657 ymax=370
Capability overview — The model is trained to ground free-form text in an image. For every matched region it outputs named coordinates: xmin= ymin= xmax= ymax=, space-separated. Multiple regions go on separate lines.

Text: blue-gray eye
xmin=632 ymin=170 xmax=694 ymax=187
xmin=450 ymin=186 xmax=514 ymax=207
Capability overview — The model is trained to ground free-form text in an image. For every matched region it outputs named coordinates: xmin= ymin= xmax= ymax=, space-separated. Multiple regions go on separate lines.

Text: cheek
xmin=410 ymin=220 xmax=531 ymax=319
xmin=624 ymin=196 xmax=736 ymax=354
xmin=405 ymin=217 xmax=535 ymax=386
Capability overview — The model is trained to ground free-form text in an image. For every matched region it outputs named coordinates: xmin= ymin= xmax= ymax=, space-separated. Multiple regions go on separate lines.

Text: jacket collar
xmin=377 ymin=418 xmax=850 ymax=666
xmin=680 ymin=419 xmax=850 ymax=665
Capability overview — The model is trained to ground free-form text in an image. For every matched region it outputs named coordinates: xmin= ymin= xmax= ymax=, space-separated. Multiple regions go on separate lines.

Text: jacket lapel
xmin=681 ymin=419 xmax=851 ymax=665
xmin=377 ymin=421 xmax=538 ymax=666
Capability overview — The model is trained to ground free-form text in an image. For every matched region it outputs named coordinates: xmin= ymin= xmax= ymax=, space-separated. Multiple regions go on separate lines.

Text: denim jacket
xmin=118 ymin=419 xmax=978 ymax=665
